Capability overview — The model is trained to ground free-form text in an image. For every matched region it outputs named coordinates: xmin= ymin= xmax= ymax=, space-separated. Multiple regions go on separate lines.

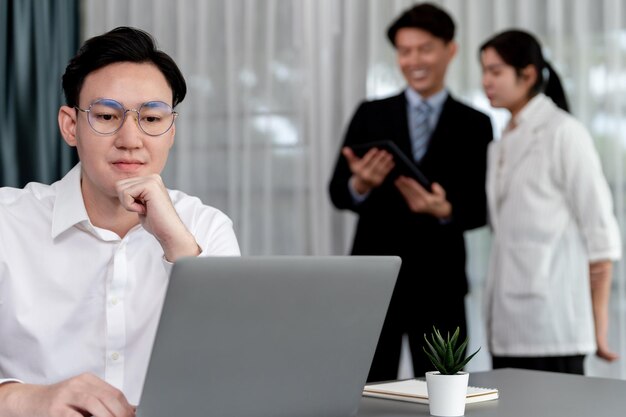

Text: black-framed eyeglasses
xmin=75 ymin=98 xmax=178 ymax=136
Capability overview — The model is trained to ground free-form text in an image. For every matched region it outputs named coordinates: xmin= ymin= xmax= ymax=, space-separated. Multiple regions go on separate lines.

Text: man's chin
xmin=407 ymin=80 xmax=432 ymax=94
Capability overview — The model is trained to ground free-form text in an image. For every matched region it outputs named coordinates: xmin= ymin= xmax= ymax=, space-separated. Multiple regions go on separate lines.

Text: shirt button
xmin=111 ymin=352 xmax=120 ymax=361
xmin=110 ymin=297 xmax=119 ymax=306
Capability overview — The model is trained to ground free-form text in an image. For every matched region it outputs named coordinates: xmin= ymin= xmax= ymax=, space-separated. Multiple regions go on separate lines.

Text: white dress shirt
xmin=0 ymin=163 xmax=240 ymax=404
xmin=485 ymin=94 xmax=621 ymax=357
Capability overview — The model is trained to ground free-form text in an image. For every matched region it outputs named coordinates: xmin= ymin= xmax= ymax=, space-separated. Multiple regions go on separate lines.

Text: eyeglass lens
xmin=87 ymin=99 xmax=175 ymax=136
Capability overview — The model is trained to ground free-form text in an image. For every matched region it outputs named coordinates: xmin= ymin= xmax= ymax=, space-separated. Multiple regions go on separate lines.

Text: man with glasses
xmin=0 ymin=27 xmax=240 ymax=416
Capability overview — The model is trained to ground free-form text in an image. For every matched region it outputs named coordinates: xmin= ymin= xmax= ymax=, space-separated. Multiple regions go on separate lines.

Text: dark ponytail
xmin=543 ymin=62 xmax=569 ymax=112
xmin=480 ymin=29 xmax=569 ymax=113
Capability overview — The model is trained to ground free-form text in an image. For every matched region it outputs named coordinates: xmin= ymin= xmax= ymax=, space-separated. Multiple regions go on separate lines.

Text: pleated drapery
xmin=0 ymin=0 xmax=79 ymax=187
xmin=83 ymin=0 xmax=626 ymax=379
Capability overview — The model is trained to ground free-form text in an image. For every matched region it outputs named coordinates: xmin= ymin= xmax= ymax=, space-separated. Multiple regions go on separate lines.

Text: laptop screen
xmin=138 ymin=256 xmax=400 ymax=417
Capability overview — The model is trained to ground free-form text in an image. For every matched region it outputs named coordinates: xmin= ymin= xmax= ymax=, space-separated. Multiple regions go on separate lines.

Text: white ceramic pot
xmin=425 ymin=371 xmax=469 ymax=416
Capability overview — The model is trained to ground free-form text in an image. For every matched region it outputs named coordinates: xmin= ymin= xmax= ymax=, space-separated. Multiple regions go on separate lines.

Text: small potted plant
xmin=422 ymin=326 xmax=480 ymax=417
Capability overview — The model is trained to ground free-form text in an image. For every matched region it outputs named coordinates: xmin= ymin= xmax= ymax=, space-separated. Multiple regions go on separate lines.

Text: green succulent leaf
xmin=449 ymin=327 xmax=460 ymax=349
xmin=423 ymin=347 xmax=447 ymax=374
xmin=450 ymin=347 xmax=481 ymax=374
xmin=434 ymin=327 xmax=445 ymax=348
xmin=444 ymin=341 xmax=454 ymax=369
xmin=423 ymin=334 xmax=440 ymax=359
xmin=453 ymin=337 xmax=469 ymax=363
xmin=422 ymin=326 xmax=480 ymax=375
xmin=430 ymin=333 xmax=445 ymax=357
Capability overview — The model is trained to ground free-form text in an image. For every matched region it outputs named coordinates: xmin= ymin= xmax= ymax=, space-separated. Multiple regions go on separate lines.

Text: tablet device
xmin=350 ymin=140 xmax=432 ymax=191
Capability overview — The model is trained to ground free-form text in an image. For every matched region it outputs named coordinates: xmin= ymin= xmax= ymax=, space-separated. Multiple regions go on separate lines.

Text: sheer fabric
xmin=0 ymin=0 xmax=79 ymax=187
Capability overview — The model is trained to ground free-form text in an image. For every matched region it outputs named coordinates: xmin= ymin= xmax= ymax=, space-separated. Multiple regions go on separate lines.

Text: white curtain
xmin=84 ymin=0 xmax=365 ymax=257
xmin=84 ymin=0 xmax=626 ymax=379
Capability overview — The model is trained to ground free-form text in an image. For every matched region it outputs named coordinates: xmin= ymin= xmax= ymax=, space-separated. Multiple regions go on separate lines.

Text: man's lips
xmin=112 ymin=161 xmax=145 ymax=172
xmin=408 ymin=69 xmax=428 ymax=80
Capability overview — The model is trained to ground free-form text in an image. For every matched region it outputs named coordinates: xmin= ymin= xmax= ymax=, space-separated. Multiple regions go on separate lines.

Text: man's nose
xmin=114 ymin=111 xmax=144 ymax=148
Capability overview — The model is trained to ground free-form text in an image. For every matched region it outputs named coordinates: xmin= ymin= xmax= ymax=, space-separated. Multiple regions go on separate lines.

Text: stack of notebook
xmin=363 ymin=378 xmax=499 ymax=404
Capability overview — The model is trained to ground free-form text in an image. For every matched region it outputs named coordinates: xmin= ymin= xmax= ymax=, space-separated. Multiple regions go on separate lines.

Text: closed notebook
xmin=363 ymin=378 xmax=499 ymax=404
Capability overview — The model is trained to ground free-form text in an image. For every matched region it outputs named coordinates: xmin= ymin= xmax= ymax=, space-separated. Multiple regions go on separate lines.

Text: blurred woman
xmin=480 ymin=29 xmax=621 ymax=374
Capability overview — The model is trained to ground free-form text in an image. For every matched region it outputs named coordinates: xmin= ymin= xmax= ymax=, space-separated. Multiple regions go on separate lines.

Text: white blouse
xmin=485 ymin=94 xmax=621 ymax=357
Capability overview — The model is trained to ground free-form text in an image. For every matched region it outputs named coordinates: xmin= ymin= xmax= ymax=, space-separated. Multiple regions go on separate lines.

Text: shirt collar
xmin=51 ymin=163 xmax=91 ymax=239
xmin=510 ymin=93 xmax=548 ymax=129
xmin=404 ymin=87 xmax=448 ymax=113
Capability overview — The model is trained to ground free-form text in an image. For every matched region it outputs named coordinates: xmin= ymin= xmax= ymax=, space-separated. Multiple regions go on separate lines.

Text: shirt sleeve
xmin=347 ymin=176 xmax=370 ymax=204
xmin=193 ymin=207 xmax=241 ymax=257
xmin=160 ymin=208 xmax=240 ymax=273
xmin=556 ymin=118 xmax=622 ymax=261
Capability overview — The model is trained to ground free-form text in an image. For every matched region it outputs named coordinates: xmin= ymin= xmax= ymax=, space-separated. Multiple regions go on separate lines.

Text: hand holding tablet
xmin=349 ymin=140 xmax=432 ymax=191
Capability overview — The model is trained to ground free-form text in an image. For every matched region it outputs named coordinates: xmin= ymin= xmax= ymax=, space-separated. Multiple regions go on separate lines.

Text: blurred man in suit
xmin=329 ymin=3 xmax=493 ymax=381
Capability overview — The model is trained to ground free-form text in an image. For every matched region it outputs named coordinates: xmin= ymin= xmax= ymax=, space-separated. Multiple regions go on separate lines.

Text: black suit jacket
xmin=329 ymin=92 xmax=493 ymax=298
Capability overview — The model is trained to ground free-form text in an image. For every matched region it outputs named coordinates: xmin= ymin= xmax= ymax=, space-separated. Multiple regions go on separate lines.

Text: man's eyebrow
xmin=483 ymin=63 xmax=506 ymax=70
xmin=397 ymin=41 xmax=434 ymax=50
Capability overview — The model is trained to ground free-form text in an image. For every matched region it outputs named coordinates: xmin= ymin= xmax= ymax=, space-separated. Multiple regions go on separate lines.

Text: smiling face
xmin=480 ymin=47 xmax=535 ymax=116
xmin=395 ymin=28 xmax=457 ymax=98
xmin=58 ymin=61 xmax=175 ymax=204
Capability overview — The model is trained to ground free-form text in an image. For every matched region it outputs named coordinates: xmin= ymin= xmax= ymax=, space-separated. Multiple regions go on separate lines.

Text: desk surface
xmin=356 ymin=368 xmax=626 ymax=417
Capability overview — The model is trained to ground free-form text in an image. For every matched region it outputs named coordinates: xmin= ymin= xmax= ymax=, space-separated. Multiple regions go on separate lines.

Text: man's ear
xmin=446 ymin=41 xmax=458 ymax=61
xmin=58 ymin=105 xmax=78 ymax=147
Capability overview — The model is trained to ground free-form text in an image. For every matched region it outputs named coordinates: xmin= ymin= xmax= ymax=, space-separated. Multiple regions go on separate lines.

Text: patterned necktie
xmin=411 ymin=101 xmax=432 ymax=162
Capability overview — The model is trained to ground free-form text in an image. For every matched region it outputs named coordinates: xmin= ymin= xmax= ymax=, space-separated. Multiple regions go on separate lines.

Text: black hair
xmin=480 ymin=29 xmax=569 ymax=112
xmin=62 ymin=26 xmax=186 ymax=108
xmin=387 ymin=3 xmax=455 ymax=46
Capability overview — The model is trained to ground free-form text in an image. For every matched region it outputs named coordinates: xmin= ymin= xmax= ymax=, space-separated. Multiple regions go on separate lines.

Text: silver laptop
xmin=137 ymin=256 xmax=400 ymax=417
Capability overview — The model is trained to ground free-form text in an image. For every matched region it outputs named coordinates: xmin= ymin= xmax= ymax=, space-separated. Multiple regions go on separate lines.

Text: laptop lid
xmin=137 ymin=256 xmax=400 ymax=417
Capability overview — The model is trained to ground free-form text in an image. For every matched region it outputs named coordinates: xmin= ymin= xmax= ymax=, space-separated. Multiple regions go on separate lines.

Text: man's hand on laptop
xmin=116 ymin=175 xmax=200 ymax=262
xmin=0 ymin=373 xmax=135 ymax=417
